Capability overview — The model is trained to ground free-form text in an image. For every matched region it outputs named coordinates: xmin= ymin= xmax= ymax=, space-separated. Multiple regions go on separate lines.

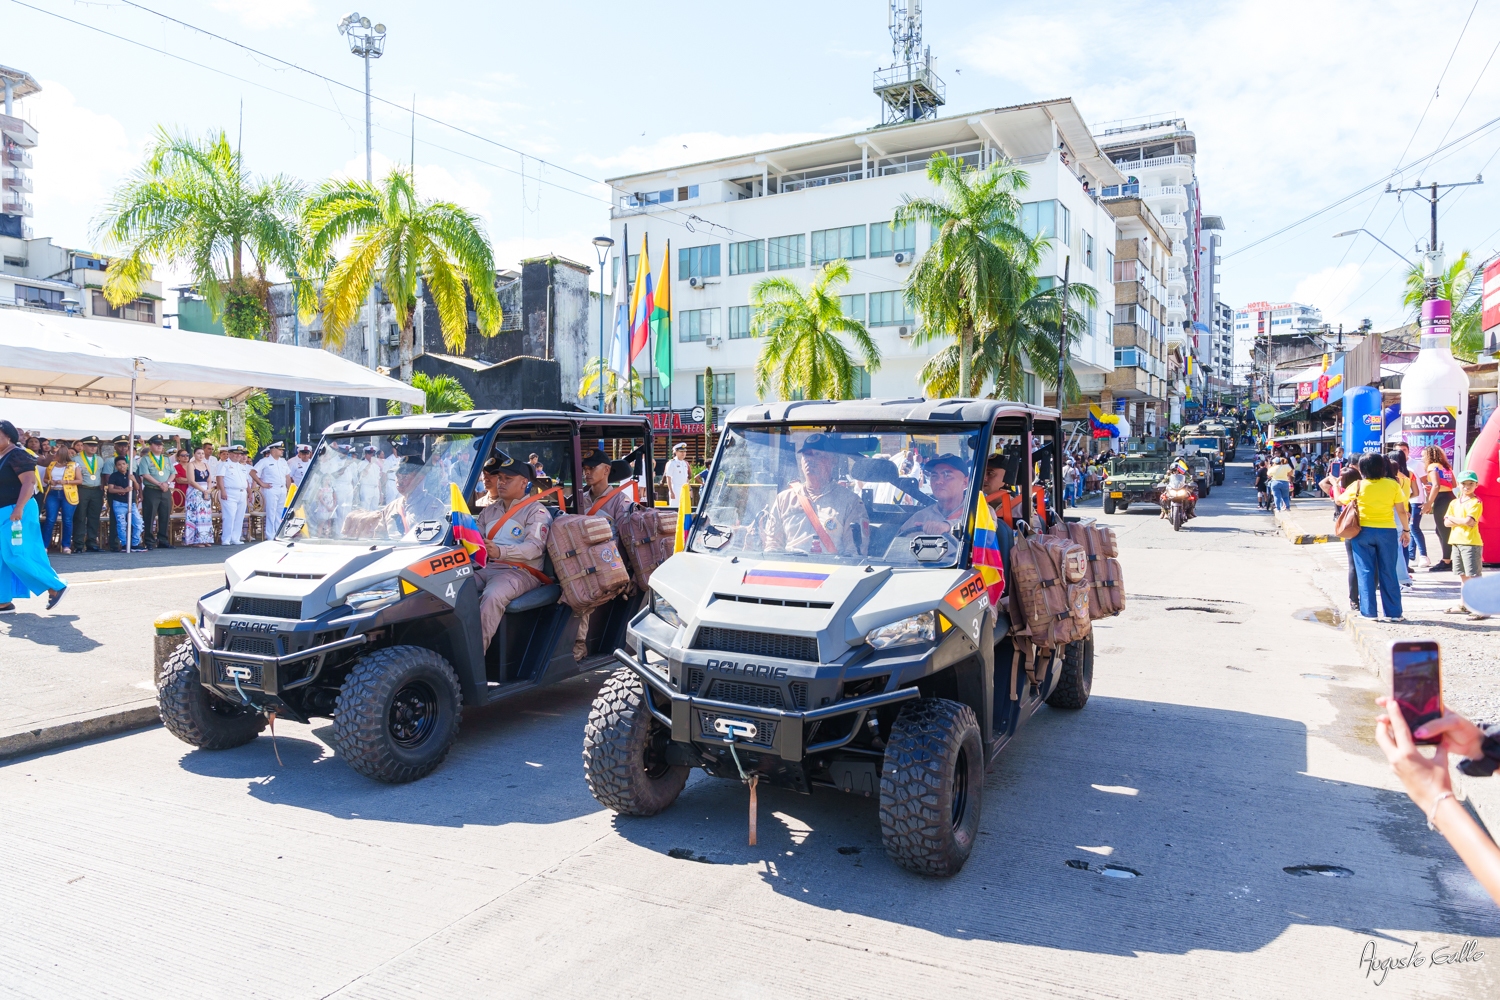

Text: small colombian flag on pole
xmin=449 ymin=482 xmax=487 ymax=568
xmin=674 ymin=477 xmax=692 ymax=553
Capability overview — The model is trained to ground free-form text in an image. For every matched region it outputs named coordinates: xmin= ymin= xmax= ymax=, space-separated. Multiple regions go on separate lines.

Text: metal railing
xmin=1158 ymin=213 xmax=1187 ymax=229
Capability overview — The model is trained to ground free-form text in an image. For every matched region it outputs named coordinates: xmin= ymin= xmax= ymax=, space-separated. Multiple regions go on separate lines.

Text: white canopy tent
xmin=0 ymin=310 xmax=422 ymax=552
xmin=0 ymin=310 xmax=422 ymax=409
xmin=0 ymin=399 xmax=178 ymax=439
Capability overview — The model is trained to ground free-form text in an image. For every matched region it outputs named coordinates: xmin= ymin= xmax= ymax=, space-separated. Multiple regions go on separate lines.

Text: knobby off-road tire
xmin=157 ymin=641 xmax=267 ymax=749
xmin=583 ymin=667 xmax=689 ymax=816
xmin=331 ymin=645 xmax=462 ymax=783
xmin=879 ymin=698 xmax=984 ymax=877
xmin=1046 ymin=634 xmax=1094 ymax=710
xmin=1103 ymin=497 xmax=1116 ymax=515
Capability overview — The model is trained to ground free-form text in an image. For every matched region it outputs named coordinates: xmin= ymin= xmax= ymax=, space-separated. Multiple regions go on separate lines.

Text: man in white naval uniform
xmin=218 ymin=446 xmax=252 ymax=544
xmin=252 ymin=441 xmax=293 ymax=539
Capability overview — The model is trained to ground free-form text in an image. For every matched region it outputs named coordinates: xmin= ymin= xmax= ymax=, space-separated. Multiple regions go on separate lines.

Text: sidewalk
xmin=1298 ymin=529 xmax=1500 ymax=836
xmin=0 ymin=546 xmax=226 ymax=760
xmin=1272 ymin=493 xmax=1338 ymax=544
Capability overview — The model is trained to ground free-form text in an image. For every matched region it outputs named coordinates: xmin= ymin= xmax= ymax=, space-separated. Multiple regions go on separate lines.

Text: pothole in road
xmin=1294 ymin=607 xmax=1345 ymax=628
xmin=1066 ymin=859 xmax=1143 ymax=878
xmin=837 ymin=846 xmax=862 ymax=855
xmin=668 ymin=848 xmax=717 ymax=864
xmin=1283 ymin=864 xmax=1353 ymax=878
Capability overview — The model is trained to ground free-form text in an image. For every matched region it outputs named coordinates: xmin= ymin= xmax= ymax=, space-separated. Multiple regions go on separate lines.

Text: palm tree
xmin=894 ymin=152 xmax=1041 ymax=392
xmin=1403 ymin=251 xmax=1482 ymax=360
xmin=751 ymin=260 xmax=881 ymax=401
xmin=95 ymin=128 xmax=309 ymax=337
xmin=385 ymin=372 xmax=474 ymax=415
xmin=919 ymin=279 xmax=1097 ymax=400
xmin=302 ymin=167 xmax=501 ymax=384
xmin=577 ymin=358 xmax=646 ymax=413
xmin=164 ymin=392 xmax=275 ymax=453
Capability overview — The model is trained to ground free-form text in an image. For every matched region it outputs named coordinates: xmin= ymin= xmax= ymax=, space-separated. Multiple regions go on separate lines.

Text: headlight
xmin=864 ymin=611 xmax=936 ymax=649
xmin=346 ymin=577 xmax=402 ymax=609
xmin=651 ymin=590 xmax=683 ymax=629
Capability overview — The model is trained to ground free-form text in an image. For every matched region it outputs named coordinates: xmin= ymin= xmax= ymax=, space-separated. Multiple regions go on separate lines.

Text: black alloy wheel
xmin=331 ymin=646 xmax=463 ymax=783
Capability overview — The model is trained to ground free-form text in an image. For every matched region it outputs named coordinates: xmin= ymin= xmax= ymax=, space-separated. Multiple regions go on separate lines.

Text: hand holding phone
xmin=1392 ymin=641 xmax=1443 ymax=746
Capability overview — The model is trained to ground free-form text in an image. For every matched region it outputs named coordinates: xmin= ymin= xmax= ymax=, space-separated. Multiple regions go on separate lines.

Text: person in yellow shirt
xmin=42 ymin=445 xmax=81 ymax=555
xmin=1444 ymin=470 xmax=1487 ymax=619
xmin=1267 ymin=456 xmax=1294 ymax=510
xmin=1335 ymin=453 xmax=1411 ymax=621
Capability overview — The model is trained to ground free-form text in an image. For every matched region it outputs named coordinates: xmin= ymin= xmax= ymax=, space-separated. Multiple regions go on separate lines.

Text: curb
xmin=1274 ymin=509 xmax=1336 ymax=545
xmin=0 ymin=702 xmax=160 ymax=763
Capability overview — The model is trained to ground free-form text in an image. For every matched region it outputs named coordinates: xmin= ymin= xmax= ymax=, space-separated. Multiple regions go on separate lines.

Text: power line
xmin=1223 ymin=110 xmax=1500 ymax=259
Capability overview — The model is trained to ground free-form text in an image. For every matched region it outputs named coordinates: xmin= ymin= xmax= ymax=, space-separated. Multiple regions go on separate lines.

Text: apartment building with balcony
xmin=0 ymin=66 xmax=40 ymax=240
xmin=1100 ymin=195 xmax=1171 ymax=437
xmin=604 ymin=99 xmax=1123 ymax=414
xmin=1 ymin=235 xmax=163 ymax=323
xmin=1095 ymin=119 xmax=1211 ymax=424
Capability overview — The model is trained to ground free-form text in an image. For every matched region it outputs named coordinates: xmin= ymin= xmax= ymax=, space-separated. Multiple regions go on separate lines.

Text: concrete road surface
xmin=2 ymin=463 xmax=1497 ymax=998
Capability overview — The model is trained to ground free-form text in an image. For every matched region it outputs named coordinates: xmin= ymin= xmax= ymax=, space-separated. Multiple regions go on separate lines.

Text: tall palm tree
xmin=1402 ymin=251 xmax=1482 ymax=360
xmin=385 ymin=372 xmax=475 ymax=415
xmin=302 ymin=167 xmax=501 ymax=383
xmin=919 ymin=279 xmax=1097 ymax=400
xmin=577 ymin=358 xmax=646 ymax=413
xmin=751 ymin=260 xmax=881 ymax=401
xmin=95 ymin=128 xmax=310 ymax=337
xmin=894 ymin=152 xmax=1041 ymax=392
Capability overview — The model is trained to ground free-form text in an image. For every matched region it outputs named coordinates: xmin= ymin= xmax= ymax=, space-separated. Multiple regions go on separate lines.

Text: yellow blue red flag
xmin=970 ymin=498 xmax=1006 ymax=607
xmin=449 ymin=482 xmax=487 ymax=568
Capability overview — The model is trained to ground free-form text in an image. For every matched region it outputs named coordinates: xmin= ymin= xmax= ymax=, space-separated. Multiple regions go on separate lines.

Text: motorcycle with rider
xmin=1159 ymin=459 xmax=1198 ymax=531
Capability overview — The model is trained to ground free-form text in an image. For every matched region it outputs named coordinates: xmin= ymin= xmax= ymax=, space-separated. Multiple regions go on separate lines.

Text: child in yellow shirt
xmin=1445 ymin=470 xmax=1486 ymax=620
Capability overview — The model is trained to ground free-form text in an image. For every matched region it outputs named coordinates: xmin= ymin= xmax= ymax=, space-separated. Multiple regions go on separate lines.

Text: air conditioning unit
xmin=893 ymin=251 xmax=912 ymax=265
xmin=704 ymin=334 xmax=722 ymax=348
xmin=897 ymin=325 xmax=913 ymax=339
xmin=688 ymin=275 xmax=705 ymax=288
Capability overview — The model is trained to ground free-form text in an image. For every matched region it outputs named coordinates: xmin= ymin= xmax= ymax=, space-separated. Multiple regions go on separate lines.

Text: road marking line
xmin=68 ymin=569 xmax=222 ymax=587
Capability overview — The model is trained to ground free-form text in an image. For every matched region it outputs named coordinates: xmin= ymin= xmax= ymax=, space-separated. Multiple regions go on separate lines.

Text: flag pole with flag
xmin=653 ymin=240 xmax=672 ymax=388
xmin=609 ymin=223 xmax=632 ymax=382
xmin=449 ymin=483 xmax=487 ymax=568
xmin=629 ymin=233 xmax=653 ymax=368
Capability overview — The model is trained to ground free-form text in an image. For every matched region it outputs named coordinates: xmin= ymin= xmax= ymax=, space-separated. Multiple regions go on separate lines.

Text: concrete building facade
xmin=1 ymin=236 xmax=163 ymax=324
xmin=1099 ymin=196 xmax=1172 ymax=438
xmin=0 ymin=65 xmax=39 ymax=241
xmin=605 ymin=99 xmax=1123 ymax=414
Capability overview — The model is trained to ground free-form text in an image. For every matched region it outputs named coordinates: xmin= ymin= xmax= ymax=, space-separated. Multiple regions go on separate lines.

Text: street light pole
xmin=338 ymin=12 xmax=387 ymax=416
xmin=592 ymin=236 xmax=615 ymax=413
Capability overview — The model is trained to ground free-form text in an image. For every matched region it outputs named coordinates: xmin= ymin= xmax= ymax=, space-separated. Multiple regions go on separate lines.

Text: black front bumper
xmin=615 ymin=649 xmax=919 ymax=763
xmin=183 ymin=619 xmax=370 ymax=699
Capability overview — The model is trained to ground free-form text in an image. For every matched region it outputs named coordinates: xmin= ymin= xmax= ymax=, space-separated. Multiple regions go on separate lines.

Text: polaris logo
xmin=704 ymin=658 xmax=789 ymax=679
xmin=226 ymin=620 xmax=279 ymax=633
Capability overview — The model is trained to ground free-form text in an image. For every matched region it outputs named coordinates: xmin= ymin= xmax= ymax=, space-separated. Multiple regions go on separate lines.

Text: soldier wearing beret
xmin=571 ymin=449 xmax=643 ymax=659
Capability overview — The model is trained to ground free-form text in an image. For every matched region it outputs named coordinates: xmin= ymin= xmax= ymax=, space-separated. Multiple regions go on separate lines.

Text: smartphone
xmin=1391 ymin=640 xmax=1442 ymax=745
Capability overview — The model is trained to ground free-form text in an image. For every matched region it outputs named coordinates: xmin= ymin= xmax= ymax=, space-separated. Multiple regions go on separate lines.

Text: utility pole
xmin=338 ymin=13 xmax=388 ymax=415
xmin=1057 ymin=256 xmax=1070 ymax=410
xmin=1385 ymin=175 xmax=1483 ymax=297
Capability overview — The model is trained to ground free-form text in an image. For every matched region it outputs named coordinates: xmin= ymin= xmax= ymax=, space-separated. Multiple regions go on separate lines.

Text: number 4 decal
xmin=445 ymin=582 xmax=457 ymax=601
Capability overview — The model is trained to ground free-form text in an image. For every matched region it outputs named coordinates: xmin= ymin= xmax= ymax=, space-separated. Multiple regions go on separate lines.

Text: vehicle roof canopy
xmin=321 ymin=410 xmax=654 ymax=437
xmin=723 ymin=397 xmax=1060 ymax=425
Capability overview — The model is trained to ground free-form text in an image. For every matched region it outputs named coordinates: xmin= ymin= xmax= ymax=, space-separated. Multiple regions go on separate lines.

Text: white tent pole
xmin=126 ymin=363 xmax=138 ymax=554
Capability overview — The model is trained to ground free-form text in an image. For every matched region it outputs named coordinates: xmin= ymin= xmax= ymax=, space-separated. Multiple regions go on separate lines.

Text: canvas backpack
xmin=617 ymin=508 xmax=679 ymax=591
xmin=1007 ymin=529 xmax=1092 ymax=650
xmin=546 ymin=514 xmax=632 ymax=612
xmin=1049 ymin=520 xmax=1126 ymax=619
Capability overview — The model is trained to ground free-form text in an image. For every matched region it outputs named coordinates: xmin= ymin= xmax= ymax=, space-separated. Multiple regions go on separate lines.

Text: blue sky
xmin=9 ymin=0 xmax=1500 ymax=333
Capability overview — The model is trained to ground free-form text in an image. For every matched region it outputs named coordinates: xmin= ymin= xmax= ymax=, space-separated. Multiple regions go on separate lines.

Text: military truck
xmin=1102 ymin=453 xmax=1172 ymax=514
xmin=1182 ymin=421 xmax=1235 ymax=465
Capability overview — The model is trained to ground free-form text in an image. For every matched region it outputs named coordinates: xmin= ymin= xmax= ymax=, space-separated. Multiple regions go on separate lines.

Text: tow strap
xmin=724 ymin=734 xmax=760 ymax=846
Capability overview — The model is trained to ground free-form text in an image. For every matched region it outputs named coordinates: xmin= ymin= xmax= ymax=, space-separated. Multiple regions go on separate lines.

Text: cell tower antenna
xmin=873 ymin=1 xmax=945 ymax=126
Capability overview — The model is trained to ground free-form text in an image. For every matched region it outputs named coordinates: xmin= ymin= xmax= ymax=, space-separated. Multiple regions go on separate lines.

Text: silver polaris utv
xmin=157 ymin=410 xmax=656 ymax=782
xmin=583 ymin=398 xmax=1098 ymax=876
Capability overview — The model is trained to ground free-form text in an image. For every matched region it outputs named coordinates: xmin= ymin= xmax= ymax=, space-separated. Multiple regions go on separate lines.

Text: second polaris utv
xmin=582 ymin=398 xmax=1104 ymax=876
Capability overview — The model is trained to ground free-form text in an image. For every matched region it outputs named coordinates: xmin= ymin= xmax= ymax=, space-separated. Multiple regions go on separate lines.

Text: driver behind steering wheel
xmin=760 ymin=433 xmax=869 ymax=557
xmin=899 ymin=453 xmax=972 ymax=536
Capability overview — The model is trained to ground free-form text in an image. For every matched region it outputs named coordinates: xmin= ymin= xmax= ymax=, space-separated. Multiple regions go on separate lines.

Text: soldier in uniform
xmin=572 ymin=449 xmax=641 ymax=660
xmin=252 ymin=441 xmax=293 ymax=539
xmin=759 ymin=434 xmax=869 ymax=557
xmin=73 ymin=436 xmax=105 ymax=552
xmin=899 ymin=453 xmax=973 ymax=536
xmin=107 ymin=436 xmax=132 ymax=550
xmin=341 ymin=453 xmax=446 ymax=539
xmin=473 ymin=454 xmax=552 ymax=654
xmin=134 ymin=435 xmax=176 ymax=549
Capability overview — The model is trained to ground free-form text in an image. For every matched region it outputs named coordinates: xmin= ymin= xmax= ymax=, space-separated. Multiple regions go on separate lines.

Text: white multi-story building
xmin=1095 ymin=120 xmax=1210 ymax=422
xmin=604 ymin=98 xmax=1123 ymax=415
xmin=0 ymin=236 xmax=164 ymax=323
xmin=0 ymin=65 xmax=39 ymax=241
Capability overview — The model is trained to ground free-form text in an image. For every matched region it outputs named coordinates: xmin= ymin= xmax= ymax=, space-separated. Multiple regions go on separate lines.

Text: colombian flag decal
xmin=743 ymin=567 xmax=830 ymax=589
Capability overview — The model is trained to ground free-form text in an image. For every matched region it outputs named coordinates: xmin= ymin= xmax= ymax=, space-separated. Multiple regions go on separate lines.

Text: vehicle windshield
xmin=278 ymin=432 xmax=480 ymax=544
xmin=1109 ymin=457 xmax=1170 ymax=475
xmin=1185 ymin=437 xmax=1221 ymax=450
xmin=689 ymin=423 xmax=984 ymax=568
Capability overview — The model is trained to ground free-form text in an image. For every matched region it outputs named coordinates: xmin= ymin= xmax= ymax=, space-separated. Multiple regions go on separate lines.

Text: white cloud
xmin=210 ymin=0 xmax=315 ymax=29
xmin=1292 ymin=263 xmax=1367 ymax=324
xmin=21 ymin=81 xmax=141 ymax=250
